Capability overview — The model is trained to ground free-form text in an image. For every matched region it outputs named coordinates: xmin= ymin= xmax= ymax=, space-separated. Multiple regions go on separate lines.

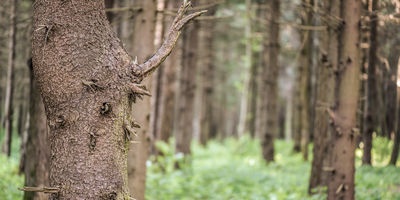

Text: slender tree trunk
xmin=248 ymin=2 xmax=262 ymax=139
xmin=23 ymin=59 xmax=50 ymax=200
xmin=127 ymin=0 xmax=157 ymax=199
xmin=175 ymin=18 xmax=200 ymax=158
xmin=298 ymin=0 xmax=313 ymax=161
xmin=327 ymin=0 xmax=361 ymax=199
xmin=237 ymin=0 xmax=252 ymax=137
xmin=389 ymin=39 xmax=400 ymax=166
xmin=2 ymin=0 xmax=16 ymax=157
xmin=31 ymin=1 xmax=203 ymax=198
xmin=199 ymin=0 xmax=217 ymax=145
xmin=362 ymin=0 xmax=378 ymax=166
xmin=154 ymin=0 xmax=180 ymax=146
xmin=260 ymin=0 xmax=280 ymax=162
xmin=308 ymin=0 xmax=338 ymax=193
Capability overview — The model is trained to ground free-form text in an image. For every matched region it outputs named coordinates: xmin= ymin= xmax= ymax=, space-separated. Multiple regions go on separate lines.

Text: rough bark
xmin=260 ymin=0 xmax=280 ymax=162
xmin=308 ymin=0 xmax=338 ymax=193
xmin=31 ymin=1 xmax=203 ymax=199
xmin=2 ymin=0 xmax=16 ymax=157
xmin=127 ymin=0 xmax=156 ymax=199
xmin=175 ymin=18 xmax=199 ymax=158
xmin=327 ymin=0 xmax=361 ymax=199
xmin=362 ymin=0 xmax=378 ymax=166
xmin=23 ymin=59 xmax=50 ymax=200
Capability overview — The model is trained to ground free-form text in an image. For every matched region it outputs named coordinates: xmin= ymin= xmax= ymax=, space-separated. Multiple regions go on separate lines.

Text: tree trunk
xmin=2 ymin=0 xmax=16 ymax=157
xmin=389 ymin=38 xmax=400 ymax=166
xmin=127 ymin=0 xmax=156 ymax=199
xmin=23 ymin=59 xmax=50 ymax=200
xmin=327 ymin=0 xmax=361 ymax=199
xmin=154 ymin=0 xmax=182 ymax=146
xmin=298 ymin=0 xmax=313 ymax=161
xmin=260 ymin=0 xmax=280 ymax=162
xmin=199 ymin=0 xmax=217 ymax=145
xmin=237 ymin=0 xmax=252 ymax=137
xmin=175 ymin=18 xmax=199 ymax=158
xmin=362 ymin=0 xmax=378 ymax=166
xmin=308 ymin=0 xmax=338 ymax=193
xmin=31 ymin=1 xmax=203 ymax=198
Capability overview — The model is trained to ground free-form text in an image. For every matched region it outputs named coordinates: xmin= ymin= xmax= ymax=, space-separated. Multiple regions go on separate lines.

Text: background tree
xmin=2 ymin=0 xmax=17 ymax=157
xmin=327 ymin=0 xmax=361 ymax=199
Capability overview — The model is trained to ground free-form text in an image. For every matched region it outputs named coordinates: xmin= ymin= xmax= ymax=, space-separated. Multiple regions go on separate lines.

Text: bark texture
xmin=327 ymin=0 xmax=361 ymax=199
xmin=31 ymin=1 xmax=203 ymax=199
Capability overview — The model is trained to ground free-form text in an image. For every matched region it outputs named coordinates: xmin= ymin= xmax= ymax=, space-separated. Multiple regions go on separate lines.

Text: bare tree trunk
xmin=389 ymin=38 xmax=400 ymax=166
xmin=2 ymin=0 xmax=16 ymax=157
xmin=308 ymin=0 xmax=338 ymax=193
xmin=127 ymin=1 xmax=156 ymax=199
xmin=237 ymin=0 xmax=252 ymax=137
xmin=175 ymin=16 xmax=200 ymax=159
xmin=23 ymin=59 xmax=50 ymax=200
xmin=298 ymin=0 xmax=313 ymax=161
xmin=327 ymin=0 xmax=361 ymax=199
xmin=199 ymin=0 xmax=217 ymax=145
xmin=155 ymin=0 xmax=181 ymax=146
xmin=362 ymin=0 xmax=378 ymax=166
xmin=31 ymin=0 xmax=203 ymax=198
xmin=260 ymin=0 xmax=280 ymax=162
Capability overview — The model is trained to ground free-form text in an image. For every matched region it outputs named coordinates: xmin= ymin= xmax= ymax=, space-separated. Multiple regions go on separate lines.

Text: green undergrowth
xmin=0 ymin=130 xmax=399 ymax=200
xmin=0 ymin=129 xmax=24 ymax=200
xmin=146 ymin=136 xmax=400 ymax=200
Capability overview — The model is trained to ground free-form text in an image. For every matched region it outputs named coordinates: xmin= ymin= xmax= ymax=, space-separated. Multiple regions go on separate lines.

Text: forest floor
xmin=1 ymin=133 xmax=400 ymax=200
xmin=146 ymin=136 xmax=400 ymax=200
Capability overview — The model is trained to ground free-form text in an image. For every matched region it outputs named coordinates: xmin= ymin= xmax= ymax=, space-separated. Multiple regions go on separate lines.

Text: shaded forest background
xmin=1 ymin=0 xmax=400 ymax=199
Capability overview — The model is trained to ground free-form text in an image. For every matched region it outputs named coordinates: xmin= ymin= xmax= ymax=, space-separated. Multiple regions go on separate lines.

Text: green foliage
xmin=0 ymin=128 xmax=24 ymax=200
xmin=0 ymin=154 xmax=24 ymax=199
xmin=147 ymin=136 xmax=400 ymax=200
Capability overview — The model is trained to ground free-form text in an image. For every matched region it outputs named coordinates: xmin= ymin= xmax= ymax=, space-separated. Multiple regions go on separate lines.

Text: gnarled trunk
xmin=31 ymin=1 xmax=203 ymax=198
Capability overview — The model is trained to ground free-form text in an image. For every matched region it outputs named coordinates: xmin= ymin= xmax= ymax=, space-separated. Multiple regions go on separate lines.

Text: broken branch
xmin=132 ymin=1 xmax=207 ymax=79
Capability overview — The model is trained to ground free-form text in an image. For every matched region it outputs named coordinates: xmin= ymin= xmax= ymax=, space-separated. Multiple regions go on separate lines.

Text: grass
xmin=0 ymin=132 xmax=399 ymax=200
xmin=0 ymin=128 xmax=24 ymax=199
xmin=146 ymin=136 xmax=400 ymax=200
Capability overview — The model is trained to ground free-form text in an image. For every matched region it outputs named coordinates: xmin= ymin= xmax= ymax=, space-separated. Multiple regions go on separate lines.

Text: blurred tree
xmin=298 ymin=0 xmax=313 ymax=161
xmin=327 ymin=0 xmax=361 ymax=199
xmin=127 ymin=0 xmax=156 ymax=199
xmin=2 ymin=0 xmax=17 ymax=157
xmin=362 ymin=0 xmax=379 ymax=166
xmin=259 ymin=0 xmax=280 ymax=162
xmin=157 ymin=0 xmax=181 ymax=146
xmin=199 ymin=0 xmax=218 ymax=145
xmin=22 ymin=59 xmax=50 ymax=200
xmin=309 ymin=0 xmax=338 ymax=194
xmin=175 ymin=10 xmax=199 ymax=161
